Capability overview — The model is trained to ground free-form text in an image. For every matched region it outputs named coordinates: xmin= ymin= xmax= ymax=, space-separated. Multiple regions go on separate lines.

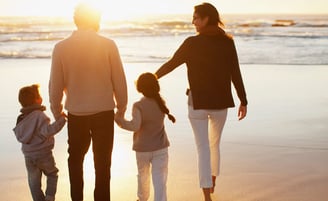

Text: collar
xmin=198 ymin=25 xmax=226 ymax=36
xmin=20 ymin=104 xmax=46 ymax=114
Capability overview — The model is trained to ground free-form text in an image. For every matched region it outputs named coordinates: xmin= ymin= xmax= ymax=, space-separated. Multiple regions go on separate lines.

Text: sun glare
xmin=6 ymin=0 xmax=157 ymax=21
xmin=1 ymin=0 xmax=327 ymax=18
xmin=58 ymin=0 xmax=192 ymax=21
xmin=70 ymin=0 xmax=158 ymax=21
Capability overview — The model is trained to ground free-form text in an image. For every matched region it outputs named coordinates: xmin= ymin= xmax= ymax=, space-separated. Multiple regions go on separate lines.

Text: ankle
xmin=202 ymin=188 xmax=212 ymax=201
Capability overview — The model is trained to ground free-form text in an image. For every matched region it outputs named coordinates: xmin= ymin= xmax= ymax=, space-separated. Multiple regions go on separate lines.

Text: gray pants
xmin=25 ymin=153 xmax=58 ymax=201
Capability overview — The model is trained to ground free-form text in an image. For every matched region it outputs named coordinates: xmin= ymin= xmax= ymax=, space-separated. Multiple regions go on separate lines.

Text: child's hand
xmin=115 ymin=109 xmax=125 ymax=119
xmin=61 ymin=112 xmax=68 ymax=119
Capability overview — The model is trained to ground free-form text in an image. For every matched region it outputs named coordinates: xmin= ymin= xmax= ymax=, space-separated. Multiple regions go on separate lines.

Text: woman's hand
xmin=238 ymin=105 xmax=247 ymax=120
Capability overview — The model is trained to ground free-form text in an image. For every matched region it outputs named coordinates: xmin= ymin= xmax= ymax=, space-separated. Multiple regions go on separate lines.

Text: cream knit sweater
xmin=49 ymin=30 xmax=127 ymax=119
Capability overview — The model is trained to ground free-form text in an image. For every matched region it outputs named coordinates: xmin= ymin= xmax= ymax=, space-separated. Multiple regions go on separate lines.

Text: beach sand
xmin=0 ymin=59 xmax=327 ymax=201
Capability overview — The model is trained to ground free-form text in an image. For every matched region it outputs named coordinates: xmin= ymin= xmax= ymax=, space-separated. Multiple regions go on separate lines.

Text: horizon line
xmin=0 ymin=12 xmax=327 ymax=18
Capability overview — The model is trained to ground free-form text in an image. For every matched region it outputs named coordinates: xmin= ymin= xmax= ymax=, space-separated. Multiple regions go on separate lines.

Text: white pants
xmin=188 ymin=106 xmax=228 ymax=188
xmin=136 ymin=148 xmax=168 ymax=201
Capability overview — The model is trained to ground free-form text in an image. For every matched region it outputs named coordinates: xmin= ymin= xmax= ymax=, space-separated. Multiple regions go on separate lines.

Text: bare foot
xmin=210 ymin=176 xmax=216 ymax=193
xmin=202 ymin=188 xmax=212 ymax=201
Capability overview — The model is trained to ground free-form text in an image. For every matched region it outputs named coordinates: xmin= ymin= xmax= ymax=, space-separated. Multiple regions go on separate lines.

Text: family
xmin=13 ymin=2 xmax=248 ymax=201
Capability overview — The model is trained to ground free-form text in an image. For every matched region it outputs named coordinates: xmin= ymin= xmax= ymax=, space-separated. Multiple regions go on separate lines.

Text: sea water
xmin=0 ymin=14 xmax=328 ymax=65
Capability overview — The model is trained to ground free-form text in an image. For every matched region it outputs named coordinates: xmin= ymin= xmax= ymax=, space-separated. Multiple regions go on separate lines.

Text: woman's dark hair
xmin=136 ymin=72 xmax=176 ymax=123
xmin=194 ymin=2 xmax=224 ymax=27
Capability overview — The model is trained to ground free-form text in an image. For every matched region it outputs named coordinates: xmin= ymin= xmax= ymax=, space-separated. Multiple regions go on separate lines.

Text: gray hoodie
xmin=13 ymin=105 xmax=66 ymax=157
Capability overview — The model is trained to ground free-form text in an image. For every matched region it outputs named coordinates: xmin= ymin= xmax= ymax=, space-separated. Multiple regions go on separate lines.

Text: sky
xmin=0 ymin=0 xmax=327 ymax=20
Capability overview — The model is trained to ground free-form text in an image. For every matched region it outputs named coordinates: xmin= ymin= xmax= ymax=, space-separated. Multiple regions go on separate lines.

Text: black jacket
xmin=156 ymin=29 xmax=248 ymax=109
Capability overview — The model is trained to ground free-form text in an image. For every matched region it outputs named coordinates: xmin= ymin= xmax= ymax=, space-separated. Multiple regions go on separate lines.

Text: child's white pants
xmin=136 ymin=147 xmax=168 ymax=201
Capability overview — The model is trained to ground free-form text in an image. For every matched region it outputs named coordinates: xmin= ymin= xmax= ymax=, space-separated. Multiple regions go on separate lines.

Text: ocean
xmin=1 ymin=14 xmax=328 ymax=65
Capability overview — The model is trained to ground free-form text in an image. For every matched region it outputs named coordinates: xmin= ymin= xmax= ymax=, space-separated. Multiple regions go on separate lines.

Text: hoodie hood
xmin=16 ymin=104 xmax=46 ymax=125
xmin=13 ymin=110 xmax=44 ymax=144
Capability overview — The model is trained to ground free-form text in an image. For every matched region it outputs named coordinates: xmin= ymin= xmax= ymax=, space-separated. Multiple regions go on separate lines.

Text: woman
xmin=154 ymin=3 xmax=248 ymax=201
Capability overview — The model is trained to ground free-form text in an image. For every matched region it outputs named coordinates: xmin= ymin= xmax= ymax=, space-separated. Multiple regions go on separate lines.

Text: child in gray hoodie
xmin=13 ymin=84 xmax=66 ymax=201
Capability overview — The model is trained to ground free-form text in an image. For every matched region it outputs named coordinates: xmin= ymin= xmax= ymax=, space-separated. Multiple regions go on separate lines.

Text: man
xmin=49 ymin=3 xmax=127 ymax=201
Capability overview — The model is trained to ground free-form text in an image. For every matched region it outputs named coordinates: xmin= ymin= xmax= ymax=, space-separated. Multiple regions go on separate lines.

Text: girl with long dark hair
xmin=115 ymin=72 xmax=175 ymax=201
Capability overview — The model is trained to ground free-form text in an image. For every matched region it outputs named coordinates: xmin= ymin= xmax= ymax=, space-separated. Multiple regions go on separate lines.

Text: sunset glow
xmin=0 ymin=0 xmax=327 ymax=20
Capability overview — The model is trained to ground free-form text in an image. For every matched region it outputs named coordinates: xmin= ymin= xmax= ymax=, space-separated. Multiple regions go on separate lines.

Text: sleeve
xmin=109 ymin=40 xmax=128 ymax=115
xmin=38 ymin=113 xmax=66 ymax=138
xmin=155 ymin=38 xmax=189 ymax=78
xmin=49 ymin=45 xmax=65 ymax=120
xmin=115 ymin=104 xmax=142 ymax=132
xmin=230 ymin=40 xmax=248 ymax=106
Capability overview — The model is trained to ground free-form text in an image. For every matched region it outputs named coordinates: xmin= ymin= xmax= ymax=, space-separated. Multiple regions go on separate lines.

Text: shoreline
xmin=1 ymin=60 xmax=328 ymax=201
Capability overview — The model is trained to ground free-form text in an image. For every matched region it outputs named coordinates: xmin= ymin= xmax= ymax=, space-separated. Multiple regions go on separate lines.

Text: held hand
xmin=115 ymin=109 xmax=125 ymax=120
xmin=61 ymin=112 xmax=67 ymax=118
xmin=114 ymin=111 xmax=125 ymax=127
xmin=55 ymin=111 xmax=66 ymax=121
xmin=59 ymin=112 xmax=68 ymax=122
xmin=238 ymin=105 xmax=247 ymax=120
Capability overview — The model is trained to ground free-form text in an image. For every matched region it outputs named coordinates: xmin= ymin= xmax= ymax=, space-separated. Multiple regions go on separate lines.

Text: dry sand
xmin=0 ymin=60 xmax=327 ymax=201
